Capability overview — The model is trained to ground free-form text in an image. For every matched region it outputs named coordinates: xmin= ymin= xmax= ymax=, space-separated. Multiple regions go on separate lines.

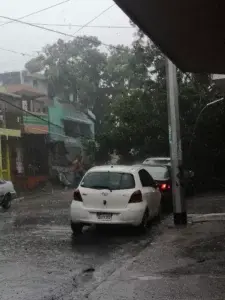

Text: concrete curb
xmin=166 ymin=213 xmax=225 ymax=228
xmin=189 ymin=213 xmax=225 ymax=223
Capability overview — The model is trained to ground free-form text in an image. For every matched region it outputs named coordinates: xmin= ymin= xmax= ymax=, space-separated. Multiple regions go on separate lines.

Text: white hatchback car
xmin=70 ymin=165 xmax=161 ymax=234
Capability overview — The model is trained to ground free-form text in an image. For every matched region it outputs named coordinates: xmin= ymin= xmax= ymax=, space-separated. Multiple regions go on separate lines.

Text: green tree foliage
xmin=25 ymin=32 xmax=225 ymax=186
xmin=26 ymin=36 xmax=108 ymax=135
xmin=101 ymin=38 xmax=170 ymax=162
xmin=100 ymin=31 xmax=224 ymax=187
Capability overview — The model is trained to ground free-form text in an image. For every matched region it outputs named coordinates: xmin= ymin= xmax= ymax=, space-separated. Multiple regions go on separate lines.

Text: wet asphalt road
xmin=0 ymin=191 xmax=164 ymax=300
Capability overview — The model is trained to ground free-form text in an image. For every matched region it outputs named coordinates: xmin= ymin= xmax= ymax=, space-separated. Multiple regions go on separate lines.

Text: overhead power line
xmin=73 ymin=4 xmax=115 ymax=35
xmin=0 ymin=96 xmax=62 ymax=131
xmin=0 ymin=47 xmax=33 ymax=57
xmin=0 ymin=15 xmax=126 ymax=53
xmin=0 ymin=0 xmax=70 ymax=28
xmin=0 ymin=3 xmax=126 ymax=59
xmin=16 ymin=22 xmax=133 ymax=29
xmin=0 ymin=96 xmax=89 ymax=139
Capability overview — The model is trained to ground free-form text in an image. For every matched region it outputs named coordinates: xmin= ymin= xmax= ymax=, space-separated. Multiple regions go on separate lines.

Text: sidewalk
xmin=87 ymin=193 xmax=225 ymax=300
xmin=87 ymin=220 xmax=225 ymax=300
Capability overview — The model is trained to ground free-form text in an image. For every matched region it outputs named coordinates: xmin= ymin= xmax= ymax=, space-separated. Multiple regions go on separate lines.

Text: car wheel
xmin=189 ymin=184 xmax=195 ymax=196
xmin=138 ymin=209 xmax=149 ymax=232
xmin=186 ymin=184 xmax=195 ymax=197
xmin=2 ymin=193 xmax=11 ymax=210
xmin=71 ymin=222 xmax=83 ymax=235
xmin=155 ymin=202 xmax=162 ymax=222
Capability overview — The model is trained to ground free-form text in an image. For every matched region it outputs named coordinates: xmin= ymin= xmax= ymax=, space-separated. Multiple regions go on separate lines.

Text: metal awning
xmin=64 ymin=116 xmax=92 ymax=125
xmin=5 ymin=84 xmax=45 ymax=99
xmin=114 ymin=0 xmax=225 ymax=74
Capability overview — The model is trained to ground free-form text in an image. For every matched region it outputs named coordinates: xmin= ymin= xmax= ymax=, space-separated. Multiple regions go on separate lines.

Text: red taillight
xmin=160 ymin=183 xmax=171 ymax=191
xmin=73 ymin=189 xmax=83 ymax=202
xmin=129 ymin=190 xmax=143 ymax=203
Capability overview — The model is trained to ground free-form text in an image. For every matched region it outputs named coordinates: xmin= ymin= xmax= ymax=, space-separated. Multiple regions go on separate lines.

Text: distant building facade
xmin=0 ymin=71 xmax=96 ymax=189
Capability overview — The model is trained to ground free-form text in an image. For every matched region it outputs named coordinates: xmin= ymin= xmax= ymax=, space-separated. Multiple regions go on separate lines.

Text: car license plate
xmin=97 ymin=213 xmax=112 ymax=220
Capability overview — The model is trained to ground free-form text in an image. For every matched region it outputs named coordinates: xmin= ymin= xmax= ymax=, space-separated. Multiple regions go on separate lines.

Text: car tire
xmin=155 ymin=202 xmax=162 ymax=222
xmin=71 ymin=222 xmax=83 ymax=235
xmin=189 ymin=184 xmax=195 ymax=196
xmin=186 ymin=184 xmax=195 ymax=197
xmin=2 ymin=193 xmax=11 ymax=210
xmin=138 ymin=209 xmax=149 ymax=232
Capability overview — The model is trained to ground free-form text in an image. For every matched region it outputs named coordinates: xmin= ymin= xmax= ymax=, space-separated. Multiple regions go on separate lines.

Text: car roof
xmin=134 ymin=164 xmax=171 ymax=180
xmin=88 ymin=165 xmax=143 ymax=174
xmin=135 ymin=164 xmax=170 ymax=169
xmin=144 ymin=157 xmax=170 ymax=161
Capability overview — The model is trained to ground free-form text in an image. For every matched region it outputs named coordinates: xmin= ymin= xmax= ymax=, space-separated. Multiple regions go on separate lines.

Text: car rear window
xmin=143 ymin=159 xmax=170 ymax=165
xmin=145 ymin=166 xmax=169 ymax=180
xmin=80 ymin=171 xmax=135 ymax=190
xmin=156 ymin=160 xmax=170 ymax=165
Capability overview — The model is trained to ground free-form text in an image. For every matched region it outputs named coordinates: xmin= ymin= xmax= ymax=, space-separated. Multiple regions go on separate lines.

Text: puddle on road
xmin=132 ymin=275 xmax=163 ymax=281
xmin=129 ymin=273 xmax=225 ymax=281
xmin=31 ymin=225 xmax=71 ymax=240
xmin=34 ymin=225 xmax=70 ymax=232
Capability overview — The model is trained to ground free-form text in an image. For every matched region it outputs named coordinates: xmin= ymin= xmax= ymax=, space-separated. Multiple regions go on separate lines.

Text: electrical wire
xmin=18 ymin=22 xmax=133 ymax=29
xmin=0 ymin=0 xmax=70 ymax=28
xmin=0 ymin=4 xmax=124 ymax=141
xmin=0 ymin=2 xmax=128 ymax=61
xmin=0 ymin=3 xmax=125 ymax=101
xmin=0 ymin=96 xmax=90 ymax=139
xmin=0 ymin=47 xmax=33 ymax=57
xmin=0 ymin=15 xmax=126 ymax=53
xmin=72 ymin=4 xmax=115 ymax=35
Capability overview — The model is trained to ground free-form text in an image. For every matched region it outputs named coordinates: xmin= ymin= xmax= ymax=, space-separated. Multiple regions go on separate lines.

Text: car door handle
xmin=82 ymin=193 xmax=87 ymax=196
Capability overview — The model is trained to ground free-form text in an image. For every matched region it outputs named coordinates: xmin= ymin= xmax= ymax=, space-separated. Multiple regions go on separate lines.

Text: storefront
xmin=0 ymin=128 xmax=21 ymax=181
xmin=21 ymin=134 xmax=49 ymax=189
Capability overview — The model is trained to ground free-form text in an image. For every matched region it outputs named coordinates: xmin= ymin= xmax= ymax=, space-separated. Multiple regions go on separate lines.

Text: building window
xmin=63 ymin=120 xmax=92 ymax=139
xmin=43 ymin=107 xmax=48 ymax=114
xmin=64 ymin=120 xmax=81 ymax=138
xmin=23 ymin=76 xmax=30 ymax=83
xmin=80 ymin=123 xmax=91 ymax=138
xmin=22 ymin=100 xmax=28 ymax=111
xmin=33 ymin=79 xmax=38 ymax=88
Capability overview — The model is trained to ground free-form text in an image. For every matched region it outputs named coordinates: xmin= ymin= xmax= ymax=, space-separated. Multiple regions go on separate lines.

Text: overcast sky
xmin=0 ymin=0 xmax=134 ymax=72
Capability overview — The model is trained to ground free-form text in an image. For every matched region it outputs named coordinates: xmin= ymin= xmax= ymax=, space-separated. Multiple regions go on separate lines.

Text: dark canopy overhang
xmin=114 ymin=0 xmax=225 ymax=74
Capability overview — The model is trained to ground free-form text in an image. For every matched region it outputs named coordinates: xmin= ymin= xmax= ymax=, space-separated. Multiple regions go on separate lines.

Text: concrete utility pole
xmin=166 ymin=58 xmax=187 ymax=225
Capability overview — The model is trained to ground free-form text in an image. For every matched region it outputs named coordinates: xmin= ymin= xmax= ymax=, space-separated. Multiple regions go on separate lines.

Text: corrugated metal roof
xmin=0 ymin=91 xmax=21 ymax=99
xmin=5 ymin=84 xmax=45 ymax=98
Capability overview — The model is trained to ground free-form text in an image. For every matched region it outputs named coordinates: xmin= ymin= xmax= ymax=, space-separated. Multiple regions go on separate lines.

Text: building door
xmin=0 ymin=136 xmax=10 ymax=180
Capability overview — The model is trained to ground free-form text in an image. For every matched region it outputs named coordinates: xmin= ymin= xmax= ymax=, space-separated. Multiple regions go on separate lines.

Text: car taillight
xmin=160 ymin=183 xmax=171 ymax=191
xmin=73 ymin=189 xmax=83 ymax=202
xmin=129 ymin=190 xmax=143 ymax=203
